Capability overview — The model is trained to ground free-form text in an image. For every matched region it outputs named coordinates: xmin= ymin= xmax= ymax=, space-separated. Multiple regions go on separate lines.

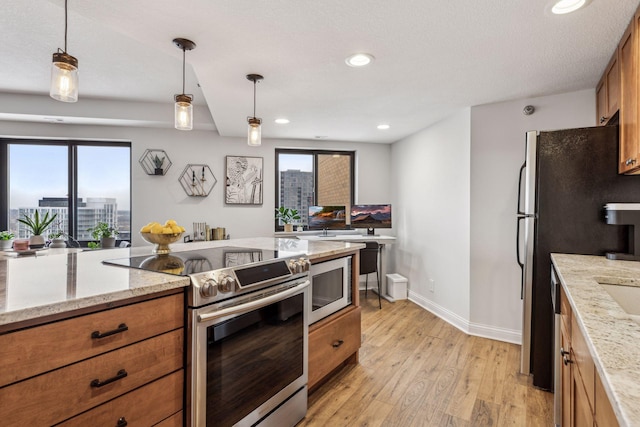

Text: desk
xmin=296 ymin=235 xmax=397 ymax=302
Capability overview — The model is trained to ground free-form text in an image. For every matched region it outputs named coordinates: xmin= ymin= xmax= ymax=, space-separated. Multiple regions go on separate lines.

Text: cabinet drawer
xmin=59 ymin=370 xmax=183 ymax=427
xmin=571 ymin=315 xmax=595 ymax=412
xmin=309 ymin=306 xmax=361 ymax=388
xmin=155 ymin=411 xmax=183 ymax=427
xmin=0 ymin=329 xmax=183 ymax=426
xmin=0 ymin=293 xmax=183 ymax=387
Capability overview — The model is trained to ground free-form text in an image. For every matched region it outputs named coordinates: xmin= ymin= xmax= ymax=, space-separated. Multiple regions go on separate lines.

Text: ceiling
xmin=1 ymin=0 xmax=639 ymax=143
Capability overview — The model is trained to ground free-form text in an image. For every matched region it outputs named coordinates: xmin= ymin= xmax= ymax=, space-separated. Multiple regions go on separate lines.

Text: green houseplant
xmin=0 ymin=230 xmax=15 ymax=250
xmin=88 ymin=222 xmax=119 ymax=248
xmin=18 ymin=210 xmax=58 ymax=248
xmin=275 ymin=207 xmax=301 ymax=232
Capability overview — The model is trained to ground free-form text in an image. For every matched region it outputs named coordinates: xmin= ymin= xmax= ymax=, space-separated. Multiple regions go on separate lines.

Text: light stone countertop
xmin=551 ymin=253 xmax=640 ymax=427
xmin=0 ymin=237 xmax=363 ymax=330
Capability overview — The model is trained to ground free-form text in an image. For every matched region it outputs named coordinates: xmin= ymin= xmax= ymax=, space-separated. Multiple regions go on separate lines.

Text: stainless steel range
xmin=105 ymin=246 xmax=311 ymax=427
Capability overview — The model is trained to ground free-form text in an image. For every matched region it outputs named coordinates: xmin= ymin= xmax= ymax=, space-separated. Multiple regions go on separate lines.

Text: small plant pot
xmin=283 ymin=224 xmax=294 ymax=233
xmin=101 ymin=237 xmax=116 ymax=248
xmin=0 ymin=239 xmax=14 ymax=250
xmin=49 ymin=238 xmax=67 ymax=249
xmin=29 ymin=235 xmax=46 ymax=249
xmin=154 ymin=168 xmax=164 ymax=175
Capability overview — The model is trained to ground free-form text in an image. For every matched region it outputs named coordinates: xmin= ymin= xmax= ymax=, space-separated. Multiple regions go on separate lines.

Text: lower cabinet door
xmin=59 ymin=371 xmax=183 ymax=427
xmin=308 ymin=306 xmax=361 ymax=388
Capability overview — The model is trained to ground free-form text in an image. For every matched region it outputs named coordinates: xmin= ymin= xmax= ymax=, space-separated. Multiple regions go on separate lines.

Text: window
xmin=275 ymin=149 xmax=354 ymax=230
xmin=0 ymin=139 xmax=131 ymax=244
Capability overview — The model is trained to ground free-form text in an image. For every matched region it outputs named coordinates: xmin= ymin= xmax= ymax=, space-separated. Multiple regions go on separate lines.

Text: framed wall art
xmin=225 ymin=156 xmax=263 ymax=205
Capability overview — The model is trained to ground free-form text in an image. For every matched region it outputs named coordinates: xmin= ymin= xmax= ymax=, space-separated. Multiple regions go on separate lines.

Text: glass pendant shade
xmin=50 ymin=52 xmax=78 ymax=103
xmin=175 ymin=94 xmax=193 ymax=131
xmin=248 ymin=117 xmax=262 ymax=146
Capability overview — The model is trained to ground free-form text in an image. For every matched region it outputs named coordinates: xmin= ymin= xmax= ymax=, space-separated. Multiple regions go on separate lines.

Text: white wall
xmin=0 ymin=95 xmax=392 ymax=247
xmin=390 ymin=108 xmax=471 ymax=326
xmin=468 ymin=89 xmax=595 ymax=342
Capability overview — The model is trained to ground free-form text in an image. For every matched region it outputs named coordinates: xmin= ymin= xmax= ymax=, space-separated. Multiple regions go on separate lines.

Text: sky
xmin=9 ymin=144 xmax=131 ymax=210
xmin=279 ymin=153 xmax=312 ymax=173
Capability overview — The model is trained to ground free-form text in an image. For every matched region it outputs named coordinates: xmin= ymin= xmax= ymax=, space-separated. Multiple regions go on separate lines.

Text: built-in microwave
xmin=309 ymin=256 xmax=351 ymax=324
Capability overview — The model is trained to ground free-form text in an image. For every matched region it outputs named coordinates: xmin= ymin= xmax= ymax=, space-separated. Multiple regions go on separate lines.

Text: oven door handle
xmin=197 ymin=280 xmax=310 ymax=323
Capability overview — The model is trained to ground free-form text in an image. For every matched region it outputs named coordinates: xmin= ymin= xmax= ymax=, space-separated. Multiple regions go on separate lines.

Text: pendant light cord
xmin=182 ymin=48 xmax=186 ymax=95
xmin=253 ymin=80 xmax=257 ymax=117
xmin=64 ymin=0 xmax=68 ymax=52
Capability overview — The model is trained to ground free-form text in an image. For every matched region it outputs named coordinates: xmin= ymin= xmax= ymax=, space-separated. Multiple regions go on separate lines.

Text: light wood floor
xmin=299 ymin=292 xmax=553 ymax=427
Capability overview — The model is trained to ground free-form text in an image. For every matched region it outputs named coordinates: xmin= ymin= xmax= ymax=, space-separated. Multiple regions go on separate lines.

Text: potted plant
xmin=0 ymin=231 xmax=14 ymax=250
xmin=48 ymin=231 xmax=67 ymax=248
xmin=88 ymin=222 xmax=119 ymax=248
xmin=17 ymin=210 xmax=57 ymax=248
xmin=153 ymin=154 xmax=165 ymax=175
xmin=275 ymin=207 xmax=301 ymax=232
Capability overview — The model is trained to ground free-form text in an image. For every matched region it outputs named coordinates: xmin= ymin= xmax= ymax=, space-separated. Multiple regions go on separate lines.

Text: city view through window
xmin=277 ymin=150 xmax=353 ymax=229
xmin=5 ymin=142 xmax=131 ymax=242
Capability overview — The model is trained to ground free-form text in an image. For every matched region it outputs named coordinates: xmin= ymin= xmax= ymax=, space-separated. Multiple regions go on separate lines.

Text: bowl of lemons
xmin=140 ymin=219 xmax=186 ymax=254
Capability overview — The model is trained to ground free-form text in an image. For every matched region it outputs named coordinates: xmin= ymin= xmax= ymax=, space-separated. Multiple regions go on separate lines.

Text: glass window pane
xmin=9 ymin=144 xmax=68 ymax=238
xmin=77 ymin=146 xmax=130 ymax=241
xmin=278 ymin=154 xmax=314 ymax=227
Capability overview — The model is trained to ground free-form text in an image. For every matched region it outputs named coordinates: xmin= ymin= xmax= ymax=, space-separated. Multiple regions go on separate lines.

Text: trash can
xmin=386 ymin=273 xmax=408 ymax=300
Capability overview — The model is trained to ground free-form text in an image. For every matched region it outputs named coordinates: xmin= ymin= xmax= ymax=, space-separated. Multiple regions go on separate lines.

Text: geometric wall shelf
xmin=139 ymin=149 xmax=172 ymax=176
xmin=179 ymin=164 xmax=217 ymax=197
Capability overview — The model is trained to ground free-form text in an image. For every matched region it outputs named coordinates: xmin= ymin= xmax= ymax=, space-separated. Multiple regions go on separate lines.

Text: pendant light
xmin=246 ymin=74 xmax=264 ymax=146
xmin=173 ymin=38 xmax=196 ymax=131
xmin=50 ymin=0 xmax=78 ymax=103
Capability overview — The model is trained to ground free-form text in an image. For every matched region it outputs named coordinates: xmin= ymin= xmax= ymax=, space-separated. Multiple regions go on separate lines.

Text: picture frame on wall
xmin=225 ymin=156 xmax=263 ymax=205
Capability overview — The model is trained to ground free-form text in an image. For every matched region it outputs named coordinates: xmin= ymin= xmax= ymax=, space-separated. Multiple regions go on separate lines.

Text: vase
xmin=101 ymin=237 xmax=116 ymax=248
xmin=284 ymin=224 xmax=294 ymax=232
xmin=29 ymin=235 xmax=45 ymax=249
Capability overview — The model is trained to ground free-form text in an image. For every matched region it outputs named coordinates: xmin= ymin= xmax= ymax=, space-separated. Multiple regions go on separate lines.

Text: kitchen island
xmin=0 ymin=237 xmax=363 ymax=426
xmin=552 ymin=253 xmax=640 ymax=427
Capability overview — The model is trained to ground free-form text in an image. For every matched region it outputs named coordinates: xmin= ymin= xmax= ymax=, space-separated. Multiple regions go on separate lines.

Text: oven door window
xmin=206 ymin=293 xmax=304 ymax=427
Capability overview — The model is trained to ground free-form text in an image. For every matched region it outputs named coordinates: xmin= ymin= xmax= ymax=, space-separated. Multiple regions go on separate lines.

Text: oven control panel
xmin=189 ymin=255 xmax=310 ymax=307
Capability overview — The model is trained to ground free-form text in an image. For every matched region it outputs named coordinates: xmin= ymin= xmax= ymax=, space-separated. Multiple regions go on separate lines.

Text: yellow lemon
xmin=150 ymin=223 xmax=164 ymax=234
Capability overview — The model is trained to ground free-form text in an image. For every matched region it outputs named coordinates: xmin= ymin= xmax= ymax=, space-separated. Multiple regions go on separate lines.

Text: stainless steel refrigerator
xmin=516 ymin=125 xmax=639 ymax=391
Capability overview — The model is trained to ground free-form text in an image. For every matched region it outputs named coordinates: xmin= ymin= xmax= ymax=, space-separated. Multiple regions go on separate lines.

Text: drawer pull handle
xmin=90 ymin=369 xmax=128 ymax=388
xmin=563 ymin=355 xmax=573 ymax=366
xmin=332 ymin=339 xmax=344 ymax=348
xmin=117 ymin=417 xmax=128 ymax=427
xmin=560 ymin=347 xmax=569 ymax=356
xmin=91 ymin=323 xmax=129 ymax=339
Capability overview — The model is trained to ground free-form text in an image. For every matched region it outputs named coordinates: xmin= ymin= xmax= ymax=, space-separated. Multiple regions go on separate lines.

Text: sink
xmin=596 ymin=277 xmax=640 ymax=316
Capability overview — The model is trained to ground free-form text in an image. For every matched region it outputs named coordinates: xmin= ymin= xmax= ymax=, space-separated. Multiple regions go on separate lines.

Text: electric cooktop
xmin=103 ymin=246 xmax=284 ymax=276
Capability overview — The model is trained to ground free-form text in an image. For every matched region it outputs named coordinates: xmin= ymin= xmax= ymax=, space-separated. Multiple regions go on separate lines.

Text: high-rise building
xmin=279 ymin=169 xmax=313 ymax=226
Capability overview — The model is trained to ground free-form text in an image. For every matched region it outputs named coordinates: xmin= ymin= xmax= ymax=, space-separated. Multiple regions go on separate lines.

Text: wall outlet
xmin=429 ymin=278 xmax=435 ymax=292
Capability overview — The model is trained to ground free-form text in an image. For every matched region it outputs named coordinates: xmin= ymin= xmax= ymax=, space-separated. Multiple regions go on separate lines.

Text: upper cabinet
xmin=619 ymin=15 xmax=639 ymax=174
xmin=596 ymin=51 xmax=619 ymax=126
xmin=598 ymin=5 xmax=640 ymax=174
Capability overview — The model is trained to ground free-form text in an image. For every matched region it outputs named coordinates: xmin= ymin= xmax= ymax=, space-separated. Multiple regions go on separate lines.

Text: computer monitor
xmin=350 ymin=204 xmax=392 ymax=235
xmin=308 ymin=206 xmax=347 ymax=230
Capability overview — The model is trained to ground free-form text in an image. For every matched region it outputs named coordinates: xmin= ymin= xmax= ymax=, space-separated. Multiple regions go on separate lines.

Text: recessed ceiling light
xmin=345 ymin=53 xmax=375 ymax=67
xmin=377 ymin=124 xmax=390 ymax=130
xmin=551 ymin=0 xmax=588 ymax=14
xmin=275 ymin=118 xmax=290 ymax=124
xmin=314 ymin=135 xmax=328 ymax=139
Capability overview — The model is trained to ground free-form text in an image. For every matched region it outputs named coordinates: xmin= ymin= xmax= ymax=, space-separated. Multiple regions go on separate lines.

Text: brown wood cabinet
xmin=619 ymin=15 xmax=639 ymax=174
xmin=560 ymin=286 xmax=619 ymax=427
xmin=596 ymin=51 xmax=619 ymax=126
xmin=0 ymin=292 xmax=185 ymax=426
xmin=308 ymin=251 xmax=362 ymax=391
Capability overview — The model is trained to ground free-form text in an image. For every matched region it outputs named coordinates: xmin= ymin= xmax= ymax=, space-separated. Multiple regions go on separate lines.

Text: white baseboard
xmin=408 ymin=290 xmax=521 ymax=345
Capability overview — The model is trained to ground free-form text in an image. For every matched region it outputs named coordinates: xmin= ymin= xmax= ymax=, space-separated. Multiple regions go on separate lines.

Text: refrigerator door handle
xmin=517 ymin=162 xmax=526 ymax=215
xmin=516 ymin=215 xmax=525 ymax=299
